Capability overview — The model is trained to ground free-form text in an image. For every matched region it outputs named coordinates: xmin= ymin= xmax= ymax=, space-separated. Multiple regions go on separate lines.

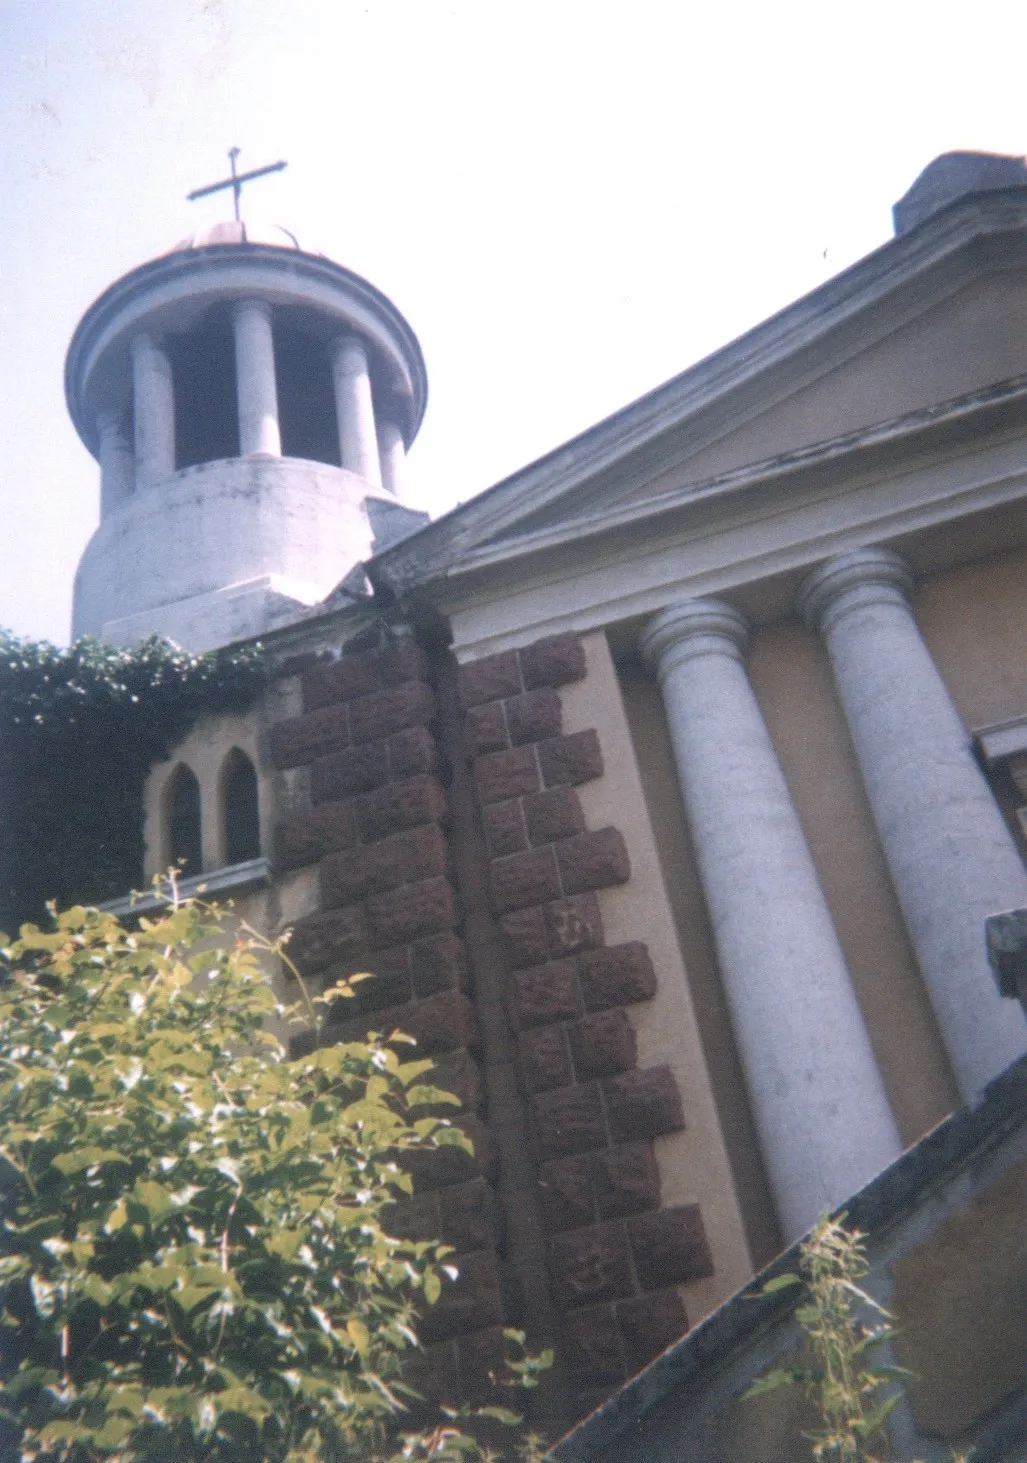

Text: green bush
xmin=0 ymin=898 xmax=519 ymax=1461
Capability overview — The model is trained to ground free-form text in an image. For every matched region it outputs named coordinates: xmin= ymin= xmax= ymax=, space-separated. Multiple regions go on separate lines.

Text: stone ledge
xmin=99 ymin=857 xmax=272 ymax=916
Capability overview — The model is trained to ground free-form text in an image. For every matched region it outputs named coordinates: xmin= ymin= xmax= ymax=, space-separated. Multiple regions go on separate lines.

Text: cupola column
xmin=130 ymin=332 xmax=175 ymax=490
xmin=800 ymin=548 xmax=1027 ymax=1099
xmin=96 ymin=407 xmax=134 ymax=515
xmin=331 ymin=335 xmax=382 ymax=487
xmin=377 ymin=417 xmax=407 ymax=499
xmin=640 ymin=598 xmax=901 ymax=1240
xmin=233 ymin=299 xmax=281 ymax=457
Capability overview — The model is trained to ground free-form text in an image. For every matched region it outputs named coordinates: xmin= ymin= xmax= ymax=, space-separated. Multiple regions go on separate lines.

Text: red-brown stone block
xmin=465 ymin=702 xmax=509 ymax=757
xmin=537 ymin=730 xmax=603 ymax=789
xmin=523 ymin=787 xmax=586 ymax=846
xmin=568 ymin=1009 xmax=637 ymax=1081
xmin=458 ymin=651 xmax=522 ymax=709
xmin=592 ymin=1143 xmax=661 ymax=1220
xmin=490 ymin=845 xmax=561 ymax=915
xmin=616 ymin=1290 xmax=688 ymax=1374
xmin=411 ymin=932 xmax=468 ymax=998
xmin=354 ymin=774 xmax=448 ymax=842
xmin=365 ymin=875 xmax=458 ymax=949
xmin=439 ymin=1177 xmax=502 ymax=1253
xmin=302 ymin=651 xmax=380 ymax=711
xmin=520 ymin=633 xmax=587 ymax=691
xmin=498 ymin=905 xmax=550 ymax=968
xmin=511 ymin=959 xmax=583 ymax=1029
xmin=560 ymin=1304 xmax=624 ymax=1386
xmin=277 ymin=800 xmax=357 ymax=870
xmin=549 ymin=1221 xmax=634 ymax=1309
xmin=482 ymin=800 xmax=528 ymax=859
xmin=286 ymin=905 xmax=366 ymax=974
xmin=311 ymin=741 xmax=391 ymax=802
xmin=543 ymin=893 xmax=605 ymax=958
xmin=388 ymin=725 xmax=440 ymax=779
xmin=349 ymin=681 xmax=435 ymax=745
xmin=603 ymin=1065 xmax=684 ymax=1144
xmin=538 ymin=1155 xmax=595 ymax=1232
xmin=329 ymin=989 xmax=478 ymax=1058
xmin=379 ymin=638 xmax=430 ymax=687
xmin=504 ymin=687 xmax=562 ymax=746
xmin=627 ymin=1205 xmax=714 ymax=1289
xmin=520 ymin=1025 xmax=574 ymax=1093
xmin=455 ymin=1325 xmax=507 ymax=1403
xmin=555 ymin=828 xmax=631 ymax=896
xmin=474 ymin=745 xmax=540 ymax=805
xmin=580 ymin=942 xmax=657 ymax=1011
xmin=321 ymin=823 xmax=448 ymax=908
xmin=353 ymin=945 xmax=412 ymax=1011
xmin=532 ymin=1082 xmax=606 ymax=1159
xmin=385 ymin=1191 xmax=441 ymax=1243
xmin=418 ymin=1249 xmax=505 ymax=1343
xmin=424 ymin=1049 xmax=483 ymax=1113
xmin=270 ymin=704 xmax=350 ymax=769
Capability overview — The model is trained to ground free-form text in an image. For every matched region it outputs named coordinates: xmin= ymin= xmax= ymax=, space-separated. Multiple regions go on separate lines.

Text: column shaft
xmin=377 ymin=417 xmax=406 ymax=498
xmin=332 ymin=335 xmax=382 ymax=487
xmin=641 ymin=600 xmax=900 ymax=1240
xmin=96 ymin=407 xmax=134 ymax=515
xmin=130 ymin=333 xmax=175 ymax=490
xmin=801 ymin=549 xmax=1027 ymax=1099
xmin=233 ymin=299 xmax=281 ymax=457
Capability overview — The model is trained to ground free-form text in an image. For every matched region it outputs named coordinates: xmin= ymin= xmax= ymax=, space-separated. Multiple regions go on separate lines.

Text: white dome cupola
xmin=66 ymin=162 xmax=427 ymax=651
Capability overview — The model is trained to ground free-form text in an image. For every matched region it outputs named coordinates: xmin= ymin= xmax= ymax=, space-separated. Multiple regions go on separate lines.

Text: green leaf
xmin=52 ymin=1146 xmax=130 ymax=1174
xmin=757 ymin=1272 xmax=802 ymax=1294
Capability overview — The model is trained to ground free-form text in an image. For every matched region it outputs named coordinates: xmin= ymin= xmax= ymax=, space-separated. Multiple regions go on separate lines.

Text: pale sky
xmin=2 ymin=0 xmax=1026 ymax=644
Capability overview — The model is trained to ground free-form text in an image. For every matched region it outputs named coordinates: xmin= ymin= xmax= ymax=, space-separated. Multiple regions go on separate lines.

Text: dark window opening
xmin=223 ymin=749 xmax=261 ymax=864
xmin=276 ymin=325 xmax=340 ymax=465
xmin=171 ymin=309 xmax=240 ymax=469
xmin=167 ymin=765 xmax=202 ymax=876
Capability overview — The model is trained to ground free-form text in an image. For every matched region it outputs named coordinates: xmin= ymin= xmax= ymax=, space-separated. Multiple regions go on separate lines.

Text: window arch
xmin=221 ymin=748 xmax=261 ymax=864
xmin=165 ymin=763 xmax=202 ymax=876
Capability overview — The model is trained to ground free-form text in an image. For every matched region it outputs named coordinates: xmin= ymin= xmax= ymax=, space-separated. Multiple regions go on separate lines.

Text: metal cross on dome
xmin=186 ymin=148 xmax=288 ymax=221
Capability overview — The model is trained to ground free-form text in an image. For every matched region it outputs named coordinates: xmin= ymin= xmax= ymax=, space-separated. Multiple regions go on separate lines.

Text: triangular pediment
xmin=373 ymin=186 xmax=1027 ymax=597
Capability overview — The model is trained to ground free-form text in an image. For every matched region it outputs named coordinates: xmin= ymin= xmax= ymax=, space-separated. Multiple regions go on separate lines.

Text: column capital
xmin=640 ymin=599 xmax=749 ymax=680
xmin=232 ymin=296 xmax=273 ymax=324
xmin=799 ymin=547 xmax=914 ymax=635
xmin=332 ymin=333 xmax=369 ymax=373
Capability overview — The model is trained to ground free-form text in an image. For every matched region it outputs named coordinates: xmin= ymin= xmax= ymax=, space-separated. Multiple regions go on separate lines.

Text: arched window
xmin=166 ymin=764 xmax=202 ymax=876
xmin=222 ymin=749 xmax=261 ymax=864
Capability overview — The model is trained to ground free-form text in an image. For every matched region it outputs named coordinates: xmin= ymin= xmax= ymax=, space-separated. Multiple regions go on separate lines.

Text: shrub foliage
xmin=0 ymin=899 xmax=489 ymax=1461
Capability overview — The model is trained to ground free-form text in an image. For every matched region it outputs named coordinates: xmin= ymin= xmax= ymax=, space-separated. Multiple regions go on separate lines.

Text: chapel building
xmin=67 ymin=152 xmax=1027 ymax=1439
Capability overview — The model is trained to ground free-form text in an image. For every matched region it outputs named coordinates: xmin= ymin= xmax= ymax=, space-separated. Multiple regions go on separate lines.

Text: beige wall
xmin=561 ymin=632 xmax=756 ymax=1314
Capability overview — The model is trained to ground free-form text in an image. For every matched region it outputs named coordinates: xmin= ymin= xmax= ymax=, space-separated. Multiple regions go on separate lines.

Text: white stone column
xmin=377 ymin=417 xmax=406 ymax=499
xmin=130 ymin=333 xmax=175 ymax=490
xmin=96 ymin=407 xmax=134 ymax=516
xmin=233 ymin=299 xmax=281 ymax=457
xmin=640 ymin=599 xmax=901 ymax=1240
xmin=800 ymin=548 xmax=1027 ymax=1100
xmin=331 ymin=335 xmax=382 ymax=487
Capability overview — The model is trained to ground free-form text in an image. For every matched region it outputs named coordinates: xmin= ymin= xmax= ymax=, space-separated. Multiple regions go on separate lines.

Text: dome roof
xmin=167 ymin=218 xmax=311 ymax=253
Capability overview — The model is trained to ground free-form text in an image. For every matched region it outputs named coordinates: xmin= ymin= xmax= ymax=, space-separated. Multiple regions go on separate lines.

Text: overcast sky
xmin=2 ymin=0 xmax=1026 ymax=644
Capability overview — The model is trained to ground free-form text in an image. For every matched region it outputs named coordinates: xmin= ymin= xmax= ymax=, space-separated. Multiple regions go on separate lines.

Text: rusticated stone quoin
xmin=603 ymin=1065 xmax=685 ymax=1144
xmin=532 ymin=1082 xmax=607 ymax=1159
xmin=523 ymin=787 xmax=586 ymax=846
xmin=277 ymin=800 xmax=357 ymax=870
xmin=560 ymin=1304 xmax=624 ymax=1387
xmin=365 ymin=876 xmax=457 ymax=950
xmin=482 ymin=800 xmax=528 ymax=858
xmin=418 ymin=1249 xmax=505 ymax=1344
xmin=287 ymin=905 xmax=365 ymax=974
xmin=271 ymin=703 xmax=351 ymax=769
xmin=474 ymin=745 xmax=540 ymax=805
xmin=537 ymin=729 xmax=604 ymax=789
xmin=353 ymin=774 xmax=447 ymax=843
xmin=539 ymin=1144 xmax=661 ymax=1233
xmin=567 ymin=1009 xmax=637 ymax=1081
xmin=348 ymin=680 xmax=434 ymax=746
xmin=500 ymin=892 xmax=604 ymax=968
xmin=320 ymin=823 xmax=448 ymax=908
xmin=580 ymin=942 xmax=657 ymax=1010
xmin=616 ymin=1289 xmax=689 ymax=1374
xmin=627 ymin=1205 xmax=714 ymax=1289
xmin=549 ymin=1221 xmax=635 ymax=1309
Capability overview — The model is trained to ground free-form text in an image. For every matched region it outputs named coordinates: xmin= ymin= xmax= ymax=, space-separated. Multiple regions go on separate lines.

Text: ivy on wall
xmin=0 ymin=632 xmax=267 ymax=932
